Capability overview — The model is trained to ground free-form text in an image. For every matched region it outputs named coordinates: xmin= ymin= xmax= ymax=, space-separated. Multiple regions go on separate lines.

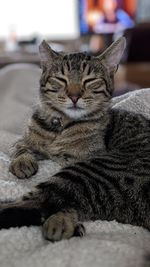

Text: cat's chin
xmin=63 ymin=107 xmax=87 ymax=120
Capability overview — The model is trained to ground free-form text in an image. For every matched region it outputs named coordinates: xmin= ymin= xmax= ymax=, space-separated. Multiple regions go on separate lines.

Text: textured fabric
xmin=0 ymin=64 xmax=150 ymax=267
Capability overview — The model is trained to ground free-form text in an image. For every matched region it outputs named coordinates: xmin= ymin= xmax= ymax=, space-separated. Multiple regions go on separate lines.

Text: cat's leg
xmin=9 ymin=112 xmax=62 ymax=179
xmin=0 ymin=202 xmax=85 ymax=241
xmin=9 ymin=139 xmax=38 ymax=179
xmin=0 ymin=164 xmax=91 ymax=240
xmin=0 ymin=196 xmax=86 ymax=241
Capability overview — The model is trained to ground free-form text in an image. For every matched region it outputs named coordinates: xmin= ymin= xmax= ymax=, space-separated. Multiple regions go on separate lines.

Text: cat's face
xmin=40 ymin=53 xmax=109 ymax=119
xmin=39 ymin=38 xmax=126 ymax=119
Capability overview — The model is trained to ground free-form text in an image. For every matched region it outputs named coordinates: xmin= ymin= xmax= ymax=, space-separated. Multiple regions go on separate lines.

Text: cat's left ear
xmin=96 ymin=37 xmax=126 ymax=74
xmin=39 ymin=40 xmax=61 ymax=69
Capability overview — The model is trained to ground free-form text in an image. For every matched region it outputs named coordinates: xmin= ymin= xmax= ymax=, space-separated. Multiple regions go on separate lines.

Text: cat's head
xmin=39 ymin=37 xmax=126 ymax=119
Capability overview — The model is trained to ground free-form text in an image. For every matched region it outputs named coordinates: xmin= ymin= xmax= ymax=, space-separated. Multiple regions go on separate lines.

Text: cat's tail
xmin=0 ymin=188 xmax=46 ymax=229
xmin=0 ymin=206 xmax=42 ymax=229
xmin=0 ymin=172 xmax=75 ymax=229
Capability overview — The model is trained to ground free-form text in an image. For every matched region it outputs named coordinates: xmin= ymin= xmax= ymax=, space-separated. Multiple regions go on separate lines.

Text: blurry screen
xmin=0 ymin=0 xmax=79 ymax=40
xmin=80 ymin=0 xmax=136 ymax=34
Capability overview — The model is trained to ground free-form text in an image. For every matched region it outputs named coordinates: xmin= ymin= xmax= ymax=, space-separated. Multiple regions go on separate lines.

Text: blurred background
xmin=0 ymin=0 xmax=150 ymax=96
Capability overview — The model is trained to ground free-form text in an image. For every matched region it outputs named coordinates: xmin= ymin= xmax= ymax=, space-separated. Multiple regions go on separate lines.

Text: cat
xmin=9 ymin=41 xmax=111 ymax=173
xmin=0 ymin=37 xmax=150 ymax=242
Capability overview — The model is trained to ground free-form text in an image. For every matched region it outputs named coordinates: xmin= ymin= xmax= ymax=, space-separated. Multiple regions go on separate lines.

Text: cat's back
xmin=105 ymin=108 xmax=150 ymax=154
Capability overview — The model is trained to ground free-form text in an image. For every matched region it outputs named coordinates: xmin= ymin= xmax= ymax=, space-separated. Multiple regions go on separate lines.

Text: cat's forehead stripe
xmin=63 ymin=52 xmax=91 ymax=61
xmin=62 ymin=53 xmax=92 ymax=72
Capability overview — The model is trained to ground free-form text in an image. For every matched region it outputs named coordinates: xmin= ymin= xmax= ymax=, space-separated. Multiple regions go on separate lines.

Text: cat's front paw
xmin=42 ymin=211 xmax=85 ymax=241
xmin=9 ymin=154 xmax=38 ymax=179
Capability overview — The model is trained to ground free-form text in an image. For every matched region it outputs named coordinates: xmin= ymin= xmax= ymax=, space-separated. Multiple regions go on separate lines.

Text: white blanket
xmin=0 ymin=65 xmax=150 ymax=267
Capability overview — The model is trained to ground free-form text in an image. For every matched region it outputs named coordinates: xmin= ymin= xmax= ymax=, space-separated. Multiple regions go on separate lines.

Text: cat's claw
xmin=73 ymin=223 xmax=85 ymax=237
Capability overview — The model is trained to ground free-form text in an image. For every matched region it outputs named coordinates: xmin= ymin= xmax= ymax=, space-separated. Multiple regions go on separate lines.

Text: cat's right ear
xmin=39 ymin=40 xmax=60 ymax=70
xmin=96 ymin=37 xmax=126 ymax=75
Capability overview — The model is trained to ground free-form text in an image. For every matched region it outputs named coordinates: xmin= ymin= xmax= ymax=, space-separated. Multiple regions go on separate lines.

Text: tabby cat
xmin=0 ymin=37 xmax=150 ymax=242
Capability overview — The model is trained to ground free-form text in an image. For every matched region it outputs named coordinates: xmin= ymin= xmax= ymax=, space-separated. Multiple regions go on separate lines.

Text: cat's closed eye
xmin=45 ymin=77 xmax=66 ymax=93
xmin=84 ymin=78 xmax=105 ymax=94
xmin=91 ymin=81 xmax=105 ymax=94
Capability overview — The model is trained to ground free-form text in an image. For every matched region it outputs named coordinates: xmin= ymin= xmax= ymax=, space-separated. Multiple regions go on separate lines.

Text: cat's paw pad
xmin=9 ymin=154 xmax=38 ymax=179
xmin=43 ymin=211 xmax=85 ymax=241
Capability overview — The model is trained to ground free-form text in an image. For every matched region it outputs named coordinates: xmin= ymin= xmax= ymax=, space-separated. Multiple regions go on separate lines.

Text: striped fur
xmin=2 ymin=37 xmax=150 ymax=241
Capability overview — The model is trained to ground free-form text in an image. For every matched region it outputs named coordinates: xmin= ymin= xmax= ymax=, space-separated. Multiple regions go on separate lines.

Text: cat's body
xmin=1 ymin=37 xmax=150 ymax=242
xmin=11 ymin=100 xmax=108 ymax=171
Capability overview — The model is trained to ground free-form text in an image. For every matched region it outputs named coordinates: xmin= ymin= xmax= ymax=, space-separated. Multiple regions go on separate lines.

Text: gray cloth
xmin=0 ymin=64 xmax=150 ymax=267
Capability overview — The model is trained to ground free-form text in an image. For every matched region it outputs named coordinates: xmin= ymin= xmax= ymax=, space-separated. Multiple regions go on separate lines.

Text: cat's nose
xmin=68 ymin=95 xmax=80 ymax=104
